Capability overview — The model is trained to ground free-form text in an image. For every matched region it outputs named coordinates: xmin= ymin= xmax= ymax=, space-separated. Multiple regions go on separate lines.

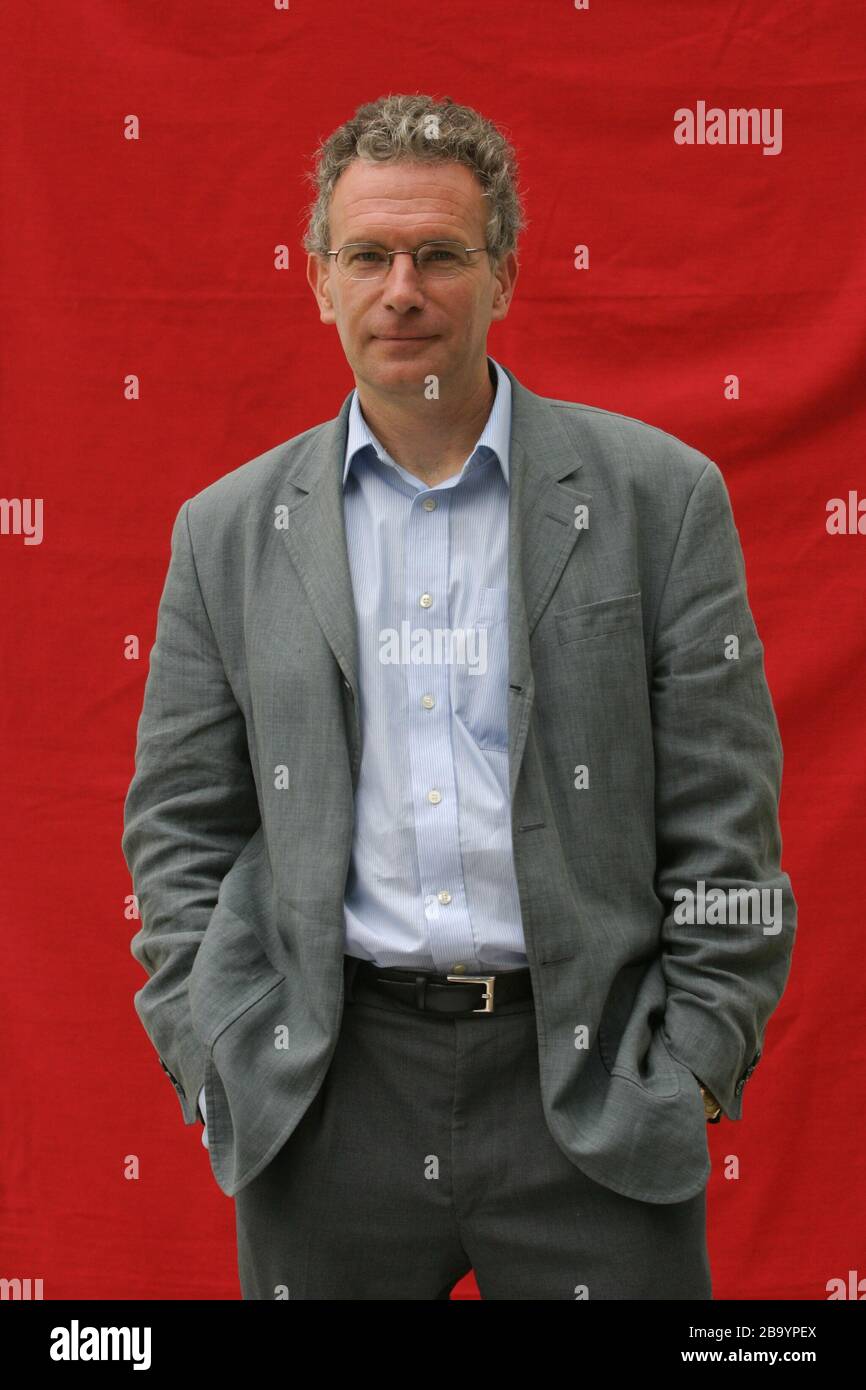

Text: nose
xmin=380 ymin=252 xmax=426 ymax=309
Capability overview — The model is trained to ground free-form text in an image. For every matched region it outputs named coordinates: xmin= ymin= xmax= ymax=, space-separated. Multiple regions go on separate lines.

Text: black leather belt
xmin=346 ymin=957 xmax=533 ymax=1015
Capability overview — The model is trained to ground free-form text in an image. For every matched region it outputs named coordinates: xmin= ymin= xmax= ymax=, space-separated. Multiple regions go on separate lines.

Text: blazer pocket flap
xmin=556 ymin=591 xmax=643 ymax=644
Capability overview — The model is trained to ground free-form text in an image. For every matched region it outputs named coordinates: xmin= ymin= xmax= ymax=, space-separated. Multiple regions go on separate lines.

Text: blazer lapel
xmin=501 ymin=363 xmax=592 ymax=800
xmin=278 ymin=391 xmax=360 ymax=694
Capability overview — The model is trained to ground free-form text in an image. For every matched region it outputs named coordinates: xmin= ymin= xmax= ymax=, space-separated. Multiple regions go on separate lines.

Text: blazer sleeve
xmin=122 ymin=498 xmax=260 ymax=1125
xmin=651 ymin=458 xmax=797 ymax=1120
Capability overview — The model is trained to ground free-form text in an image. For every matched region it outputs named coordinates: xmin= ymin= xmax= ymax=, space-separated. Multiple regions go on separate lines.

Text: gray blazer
xmin=122 ymin=362 xmax=796 ymax=1205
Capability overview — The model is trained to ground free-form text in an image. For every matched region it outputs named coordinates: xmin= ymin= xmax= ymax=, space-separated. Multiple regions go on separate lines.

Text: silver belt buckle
xmin=446 ymin=974 xmax=496 ymax=1013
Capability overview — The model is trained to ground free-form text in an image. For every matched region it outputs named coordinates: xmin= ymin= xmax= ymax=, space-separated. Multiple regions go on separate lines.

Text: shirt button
xmin=421 ymin=694 xmax=435 ymax=709
xmin=427 ymin=789 xmax=442 ymax=804
xmin=420 ymin=593 xmax=433 ymax=608
xmin=422 ymin=497 xmax=437 ymax=511
xmin=437 ymin=890 xmax=452 ymax=904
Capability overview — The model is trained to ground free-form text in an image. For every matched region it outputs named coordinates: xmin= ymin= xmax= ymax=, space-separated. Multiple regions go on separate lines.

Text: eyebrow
xmin=342 ymin=235 xmax=465 ymax=247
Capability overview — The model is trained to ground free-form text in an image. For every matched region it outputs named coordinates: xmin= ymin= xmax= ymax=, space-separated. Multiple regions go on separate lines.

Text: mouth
xmin=374 ymin=334 xmax=437 ymax=342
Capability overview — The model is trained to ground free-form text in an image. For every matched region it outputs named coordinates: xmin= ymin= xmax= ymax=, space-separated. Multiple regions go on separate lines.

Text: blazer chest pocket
xmin=555 ymin=591 xmax=643 ymax=645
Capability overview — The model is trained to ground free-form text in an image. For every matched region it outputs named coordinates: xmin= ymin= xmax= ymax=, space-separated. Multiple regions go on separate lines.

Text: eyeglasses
xmin=326 ymin=240 xmax=489 ymax=280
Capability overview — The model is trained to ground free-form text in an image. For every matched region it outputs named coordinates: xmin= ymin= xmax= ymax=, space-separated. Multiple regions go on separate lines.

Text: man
xmin=122 ymin=94 xmax=796 ymax=1300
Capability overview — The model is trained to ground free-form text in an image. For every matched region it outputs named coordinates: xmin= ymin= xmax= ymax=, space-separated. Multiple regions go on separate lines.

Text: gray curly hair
xmin=301 ymin=93 xmax=528 ymax=267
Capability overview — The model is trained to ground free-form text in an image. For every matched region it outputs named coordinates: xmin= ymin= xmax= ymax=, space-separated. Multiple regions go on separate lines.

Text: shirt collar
xmin=342 ymin=355 xmax=511 ymax=490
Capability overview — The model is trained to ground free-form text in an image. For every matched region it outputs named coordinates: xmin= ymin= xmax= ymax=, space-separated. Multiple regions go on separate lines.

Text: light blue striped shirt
xmin=340 ymin=355 xmax=527 ymax=972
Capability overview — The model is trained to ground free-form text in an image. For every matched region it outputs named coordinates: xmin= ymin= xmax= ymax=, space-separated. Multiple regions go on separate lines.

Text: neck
xmin=356 ymin=358 xmax=495 ymax=487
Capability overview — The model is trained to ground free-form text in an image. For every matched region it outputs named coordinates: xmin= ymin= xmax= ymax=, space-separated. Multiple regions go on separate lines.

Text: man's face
xmin=306 ymin=158 xmax=517 ymax=396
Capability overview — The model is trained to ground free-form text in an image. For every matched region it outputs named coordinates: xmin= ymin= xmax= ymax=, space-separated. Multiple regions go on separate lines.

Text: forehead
xmin=330 ymin=158 xmax=487 ymax=242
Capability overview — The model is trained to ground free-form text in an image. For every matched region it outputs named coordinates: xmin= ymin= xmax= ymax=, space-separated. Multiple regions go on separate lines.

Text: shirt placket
xmin=404 ymin=481 xmax=476 ymax=971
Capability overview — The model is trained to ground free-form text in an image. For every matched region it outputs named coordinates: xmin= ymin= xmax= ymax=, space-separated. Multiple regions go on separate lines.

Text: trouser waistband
xmin=343 ymin=954 xmax=534 ymax=1015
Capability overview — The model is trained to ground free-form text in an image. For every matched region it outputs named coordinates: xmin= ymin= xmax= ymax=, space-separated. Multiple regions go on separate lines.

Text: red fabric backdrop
xmin=1 ymin=1 xmax=862 ymax=1301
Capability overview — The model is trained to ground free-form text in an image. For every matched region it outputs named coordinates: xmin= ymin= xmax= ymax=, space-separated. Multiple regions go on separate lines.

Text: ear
xmin=307 ymin=252 xmax=337 ymax=326
xmin=489 ymin=251 xmax=519 ymax=323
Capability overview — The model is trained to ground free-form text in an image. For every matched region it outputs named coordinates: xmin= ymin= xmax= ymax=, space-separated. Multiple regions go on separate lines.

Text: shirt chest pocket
xmin=451 ymin=586 xmax=510 ymax=752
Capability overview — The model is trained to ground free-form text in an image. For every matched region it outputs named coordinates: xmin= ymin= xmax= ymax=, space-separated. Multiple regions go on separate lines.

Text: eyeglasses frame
xmin=324 ymin=239 xmax=491 ymax=279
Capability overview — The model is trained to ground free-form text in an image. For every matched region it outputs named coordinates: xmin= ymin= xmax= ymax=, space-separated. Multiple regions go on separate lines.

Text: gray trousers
xmin=234 ymin=955 xmax=713 ymax=1300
